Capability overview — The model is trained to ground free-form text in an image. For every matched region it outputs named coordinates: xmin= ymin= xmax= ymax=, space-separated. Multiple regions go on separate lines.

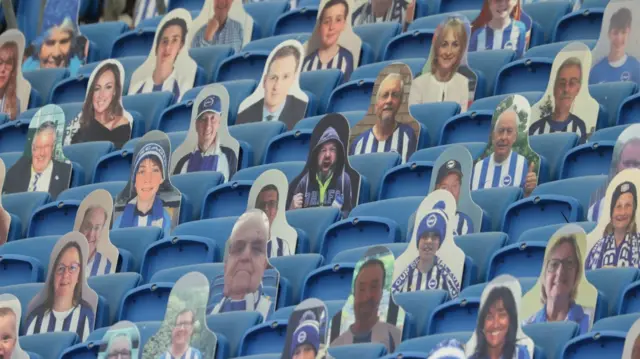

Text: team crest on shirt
xmin=428 ymin=278 xmax=438 ymax=289
xmin=622 ymin=71 xmax=632 ymax=82
xmin=504 ymin=41 xmax=515 ymax=50
xmin=502 ymin=175 xmax=512 ymax=186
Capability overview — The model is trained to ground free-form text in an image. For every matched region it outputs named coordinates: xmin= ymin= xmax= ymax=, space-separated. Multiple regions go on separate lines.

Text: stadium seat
xmin=353 ymin=22 xmax=402 ymax=63
xmin=272 ymin=6 xmax=318 ymax=36
xmin=208 ymin=312 xmax=265 ymax=357
xmin=151 ymin=263 xmax=223 ymax=285
xmin=111 ymin=227 xmax=164 ymax=273
xmin=237 ymin=320 xmax=288 ymax=357
xmin=243 ymin=33 xmax=310 ymax=53
xmin=79 ymin=21 xmax=130 ymax=61
xmin=351 ymin=59 xmax=426 ymax=82
xmin=559 ymin=141 xmax=614 ymax=179
xmin=59 ymin=340 xmax=101 ymax=359
xmin=230 ymin=121 xmax=287 ymax=167
xmin=300 ymin=69 xmax=344 ymax=116
xmin=592 ymin=313 xmax=640 ymax=332
xmin=552 ymin=8 xmax=604 ymax=42
xmin=518 ymin=221 xmax=597 ymax=245
xmin=172 ymin=172 xmax=225 ymax=221
xmin=471 ymin=187 xmax=522 ymax=232
xmin=455 ymin=232 xmax=507 ymax=285
xmin=410 ymin=102 xmax=461 ymax=147
xmin=351 ymin=152 xmax=402 ymax=202
xmin=461 ymin=277 xmax=537 ymax=298
xmin=57 ymin=182 xmax=126 ymax=202
xmin=523 ymin=322 xmax=580 ymax=359
xmin=118 ymin=282 xmax=174 ymax=322
xmin=245 ymin=1 xmax=291 ymax=39
xmin=383 ymin=30 xmax=434 ymax=61
xmin=140 ymin=235 xmax=219 ymax=283
xmin=588 ymin=267 xmax=639 ymax=317
xmin=189 ymin=45 xmax=235 ymax=84
xmin=326 ymin=79 xmax=375 ymax=113
xmin=301 ymin=263 xmax=355 ymax=301
xmin=523 ymin=1 xmax=573 ymax=44
xmin=20 ymin=333 xmax=79 ymax=359
xmin=88 ymin=272 xmax=142 ymax=326
xmin=408 ymin=10 xmax=480 ymax=31
xmin=525 ymin=40 xmax=597 ymax=59
xmin=332 ymin=243 xmax=407 ymax=264
xmin=0 ymin=254 xmax=43 ymax=286
xmin=328 ymin=344 xmax=387 ymax=359
xmin=533 ymin=175 xmax=607 ymax=219
xmin=173 ymin=216 xmax=237 ymax=251
xmin=427 ymin=297 xmax=480 ymax=335
xmin=49 ymin=76 xmax=88 ymax=105
xmin=295 ymin=111 xmax=365 ymax=130
xmin=3 ymin=192 xmax=51 ymax=237
xmin=232 ymin=161 xmax=305 ymax=182
xmin=494 ymin=58 xmax=554 ymax=95
xmin=23 ymin=68 xmax=68 ymax=105
xmin=561 ymin=331 xmax=625 ymax=359
xmin=287 ymin=207 xmax=340 ymax=253
xmin=270 ymin=253 xmax=324 ymax=304
xmin=590 ymin=125 xmax=630 ymax=142
xmin=439 ymin=110 xmax=493 ymax=145
xmin=589 ymin=82 xmax=637 ymax=129
xmin=64 ymin=142 xmax=115 ymax=185
xmin=0 ymin=152 xmax=21 ymax=170
xmin=379 ymin=163 xmax=434 ymax=200
xmin=214 ymin=51 xmax=269 ymax=83
xmin=77 ymin=56 xmax=146 ymax=95
xmin=0 ymin=282 xmax=43 ymax=321
xmin=487 ymin=242 xmax=547 ymax=281
xmin=263 ymin=129 xmax=313 ymax=164
xmin=389 ymin=332 xmax=472 ymax=358
xmin=394 ymin=290 xmax=449 ymax=337
xmin=0 ymin=119 xmax=30 ymax=153
xmin=530 ymin=132 xmax=580 ymax=181
xmin=467 ymin=49 xmax=516 ymax=98
xmin=110 ymin=28 xmax=156 ymax=58
xmin=200 ymin=180 xmax=252 ymax=220
xmin=436 ymin=0 xmax=482 ymax=13
xmin=92 ymin=149 xmax=133 ymax=183
xmin=469 ymin=92 xmax=544 ymax=112
xmin=617 ymin=92 xmax=640 ymax=127
xmin=27 ymin=200 xmax=81 ymax=237
xmin=0 ymin=235 xmax=60 ymax=275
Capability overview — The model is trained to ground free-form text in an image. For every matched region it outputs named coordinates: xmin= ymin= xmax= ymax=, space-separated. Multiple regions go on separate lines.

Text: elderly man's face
xmin=107 ymin=336 xmax=132 ymax=359
xmin=196 ymin=112 xmax=220 ymax=152
xmin=32 ymin=129 xmax=56 ymax=173
xmin=617 ymin=141 xmax=640 ymax=173
xmin=80 ymin=208 xmax=107 ymax=259
xmin=491 ymin=111 xmax=518 ymax=161
xmin=224 ymin=225 xmax=268 ymax=298
xmin=375 ymin=78 xmax=402 ymax=126
xmin=39 ymin=27 xmax=72 ymax=69
xmin=554 ymin=64 xmax=581 ymax=113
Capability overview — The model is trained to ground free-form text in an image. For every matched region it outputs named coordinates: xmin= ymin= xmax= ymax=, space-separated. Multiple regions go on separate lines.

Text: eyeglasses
xmin=107 ymin=350 xmax=131 ymax=359
xmin=174 ymin=321 xmax=193 ymax=329
xmin=546 ymin=258 xmax=577 ymax=273
xmin=55 ymin=263 xmax=80 ymax=275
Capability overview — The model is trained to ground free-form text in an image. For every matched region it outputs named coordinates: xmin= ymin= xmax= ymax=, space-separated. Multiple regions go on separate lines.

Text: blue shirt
xmin=469 ymin=20 xmax=527 ymax=58
xmin=590 ymin=55 xmax=640 ymax=84
xmin=191 ymin=18 xmax=244 ymax=53
xmin=524 ymin=302 xmax=591 ymax=335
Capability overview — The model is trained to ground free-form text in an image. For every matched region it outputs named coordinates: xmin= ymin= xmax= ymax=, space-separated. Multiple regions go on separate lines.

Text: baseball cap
xmin=197 ymin=95 xmax=222 ymax=119
xmin=436 ymin=160 xmax=463 ymax=185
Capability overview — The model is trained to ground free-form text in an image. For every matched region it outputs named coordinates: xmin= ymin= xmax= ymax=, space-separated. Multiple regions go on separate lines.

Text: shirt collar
xmin=262 ymin=99 xmax=287 ymax=121
xmin=31 ymin=160 xmax=53 ymax=176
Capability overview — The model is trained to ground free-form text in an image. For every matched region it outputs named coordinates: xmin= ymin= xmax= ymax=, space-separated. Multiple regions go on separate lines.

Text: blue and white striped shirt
xmin=266 ymin=237 xmax=291 ymax=258
xmin=26 ymin=304 xmax=94 ymax=342
xmin=471 ymin=151 xmax=529 ymax=190
xmin=191 ymin=19 xmax=244 ymax=53
xmin=454 ymin=211 xmax=473 ymax=236
xmin=349 ymin=123 xmax=417 ymax=163
xmin=469 ymin=20 xmax=527 ymax=58
xmin=302 ymin=46 xmax=355 ymax=82
xmin=133 ymin=0 xmax=169 ymax=27
xmin=87 ymin=252 xmax=113 ymax=277
xmin=157 ymin=347 xmax=203 ymax=359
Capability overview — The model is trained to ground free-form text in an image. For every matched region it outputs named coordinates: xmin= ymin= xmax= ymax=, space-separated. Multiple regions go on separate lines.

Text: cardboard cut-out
xmin=0 ymin=294 xmax=29 ymax=359
xmin=391 ymin=190 xmax=464 ymax=299
xmin=622 ymin=317 xmax=640 ymax=359
xmin=247 ymin=169 xmax=298 ymax=258
xmin=351 ymin=0 xmax=416 ymax=29
xmin=589 ymin=0 xmax=640 ymax=85
xmin=585 ymin=168 xmax=640 ymax=270
xmin=113 ymin=130 xmax=182 ymax=234
xmin=428 ymin=145 xmax=483 ymax=236
xmin=471 ymin=95 xmax=540 ymax=197
xmin=0 ymin=159 xmax=11 ymax=247
xmin=133 ymin=0 xmax=169 ymax=28
xmin=22 ymin=0 xmax=89 ymax=75
xmin=465 ymin=274 xmax=535 ymax=359
xmin=209 ymin=209 xmax=279 ymax=322
xmin=281 ymin=298 xmax=329 ymax=359
xmin=128 ymin=9 xmax=198 ymax=102
xmin=302 ymin=0 xmax=362 ymax=82
xmin=349 ymin=63 xmax=420 ymax=164
xmin=170 ymin=84 xmax=240 ymax=182
xmin=520 ymin=224 xmax=598 ymax=335
xmin=3 ymin=104 xmax=72 ymax=199
xmin=236 ymin=40 xmax=309 ymax=130
xmin=587 ymin=124 xmax=640 ymax=222
xmin=409 ymin=15 xmax=478 ymax=113
xmin=142 ymin=272 xmax=217 ymax=359
xmin=188 ymin=0 xmax=254 ymax=53
xmin=0 ymin=30 xmax=30 ymax=121
xmin=287 ymin=113 xmax=362 ymax=219
xmin=529 ymin=42 xmax=598 ymax=145
xmin=426 ymin=339 xmax=467 ymax=359
xmin=469 ymin=0 xmax=533 ymax=58
xmin=98 ymin=321 xmax=141 ymax=359
xmin=74 ymin=189 xmax=119 ymax=277
xmin=64 ymin=59 xmax=134 ymax=150
xmin=24 ymin=232 xmax=99 ymax=342
xmin=329 ymin=245 xmax=404 ymax=353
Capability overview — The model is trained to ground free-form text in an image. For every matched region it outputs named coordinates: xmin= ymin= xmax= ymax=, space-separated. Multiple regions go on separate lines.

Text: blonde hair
xmin=540 ymin=235 xmax=582 ymax=304
xmin=430 ymin=17 xmax=468 ymax=80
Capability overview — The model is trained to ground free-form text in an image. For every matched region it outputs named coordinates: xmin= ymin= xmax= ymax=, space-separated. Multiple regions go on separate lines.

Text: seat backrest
xmin=118 ymin=283 xmax=173 ymax=322
xmin=27 ymin=200 xmax=80 ymax=237
xmin=87 ymin=272 xmax=142 ymax=325
xmin=302 ymin=263 xmax=355 ymax=301
xmin=272 ymin=7 xmax=318 ymax=36
xmin=553 ymin=9 xmax=604 ymax=42
xmin=244 ymin=1 xmax=291 ymax=39
xmin=111 ymin=29 xmax=156 ymax=58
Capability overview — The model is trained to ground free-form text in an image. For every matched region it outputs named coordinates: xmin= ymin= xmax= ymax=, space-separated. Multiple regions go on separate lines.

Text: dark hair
xmin=256 ymin=184 xmax=279 ymax=208
xmin=0 ymin=41 xmax=19 ymax=121
xmin=80 ymin=63 xmax=124 ymax=129
xmin=473 ymin=286 xmax=518 ymax=359
xmin=174 ymin=309 xmax=195 ymax=324
xmin=320 ymin=0 xmax=349 ymax=21
xmin=610 ymin=7 xmax=632 ymax=32
xmin=45 ymin=241 xmax=85 ymax=310
xmin=267 ymin=45 xmax=302 ymax=74
xmin=155 ymin=17 xmax=188 ymax=54
xmin=355 ymin=258 xmax=386 ymax=290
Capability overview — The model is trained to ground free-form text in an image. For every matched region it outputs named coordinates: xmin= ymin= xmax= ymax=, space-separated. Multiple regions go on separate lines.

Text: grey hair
xmin=555 ymin=57 xmax=582 ymax=85
xmin=493 ymin=109 xmax=518 ymax=133
xmin=376 ymin=73 xmax=405 ymax=103
xmin=225 ymin=209 xmax=270 ymax=260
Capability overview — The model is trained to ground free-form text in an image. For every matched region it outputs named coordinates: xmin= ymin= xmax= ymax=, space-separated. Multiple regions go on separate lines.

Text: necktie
xmin=266 ymin=115 xmax=274 ymax=122
xmin=31 ymin=173 xmax=41 ymax=191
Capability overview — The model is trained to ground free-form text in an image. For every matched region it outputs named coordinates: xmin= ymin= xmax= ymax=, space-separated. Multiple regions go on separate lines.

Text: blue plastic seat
xmin=171 ymin=171 xmax=225 ymax=221
xmin=561 ymin=331 xmax=625 ymax=359
xmin=233 ymin=162 xmax=305 ymax=182
xmin=214 ymin=51 xmax=269 ymax=83
xmin=79 ymin=21 xmax=130 ymax=61
xmin=0 ymin=119 xmax=30 ymax=153
xmin=471 ymin=187 xmax=522 ymax=232
xmin=523 ymin=0 xmax=573 ymax=44
xmin=140 ymin=235 xmax=219 ymax=283
xmin=328 ymin=344 xmax=387 ymax=358
xmin=295 ymin=111 xmax=365 ymax=130
xmin=353 ymin=23 xmax=403 ymax=64
xmin=200 ymin=180 xmax=252 ymax=220
xmin=88 ymin=272 xmax=142 ymax=326
xmin=92 ymin=149 xmax=133 ymax=183
xmin=351 ymin=152 xmax=403 ymax=202
xmin=23 ymin=68 xmax=68 ymax=105
xmin=332 ymin=243 xmax=408 ymax=264
xmin=238 ymin=320 xmax=288 ymax=356
xmin=439 ymin=110 xmax=493 ymax=145
xmin=0 ymin=282 xmax=43 ymax=320
xmin=530 ymin=132 xmax=580 ymax=181
xmin=467 ymin=49 xmax=516 ymax=98
xmin=351 ymin=59 xmax=425 ymax=82
xmin=559 ymin=141 xmax=614 ymax=179
xmin=494 ymin=58 xmax=554 ymax=95
xmin=173 ymin=216 xmax=237 ymax=251
xmin=272 ymin=6 xmax=318 ymax=36
xmin=588 ymin=267 xmax=639 ymax=317
xmin=553 ymin=8 xmax=604 ymax=42
xmin=27 ymin=200 xmax=81 ymax=237
xmin=0 ymin=152 xmax=21 ymax=171
xmin=110 ymin=28 xmax=156 ymax=58
xmin=270 ymin=253 xmax=323 ymax=304
xmin=487 ymin=242 xmax=547 ymax=281
xmin=57 ymin=182 xmax=126 ymax=203
xmin=301 ymin=263 xmax=354 ymax=301
xmin=469 ymin=91 xmax=544 ymax=112
xmin=230 ymin=121 xmax=287 ymax=167
xmin=518 ymin=222 xmax=596 ymax=245
xmin=263 ymin=129 xmax=313 ymax=164
xmin=245 ymin=1 xmax=291 ymax=39
xmin=409 ymin=10 xmax=480 ymax=31
xmin=590 ymin=125 xmax=630 ymax=142
xmin=0 ymin=236 xmax=60 ymax=276
xmin=208 ymin=312 xmax=265 ymax=357
xmin=49 ymin=74 xmax=90 ymax=104
xmin=533 ymin=175 xmax=607 ymax=219
xmin=388 ymin=332 xmax=472 ymax=359
xmin=20 ymin=333 xmax=79 ymax=359
xmin=461 ymin=277 xmax=537 ymax=298
xmin=189 ymin=45 xmax=235 ymax=83
xmin=326 ymin=79 xmax=375 ymax=113
xmin=410 ymin=102 xmax=461 ymax=147
xmin=118 ymin=282 xmax=173 ymax=322
xmin=64 ymin=142 xmax=114 ymax=185
xmin=123 ymin=91 xmax=174 ymax=133
xmin=0 ymin=254 xmax=43 ymax=286
xmin=592 ymin=313 xmax=640 ymax=332
xmin=300 ymin=69 xmax=344 ymax=116
xmin=617 ymin=92 xmax=640 ymax=127
xmin=428 ymin=297 xmax=480 ymax=335
xmin=59 ymin=340 xmax=101 ymax=359
xmin=393 ymin=290 xmax=449 ymax=337
xmin=437 ymin=0 xmax=482 ymax=12
xmin=523 ymin=322 xmax=580 ymax=359
xmin=77 ymin=56 xmax=146 ymax=95
xmin=455 ymin=232 xmax=507 ymax=285
xmin=287 ymin=207 xmax=340 ymax=253
xmin=243 ymin=33 xmax=310 ymax=53
xmin=2 ymin=192 xmax=51 ymax=237
xmin=111 ymin=227 xmax=164 ymax=273
xmin=588 ymin=82 xmax=637 ymax=129
xmin=526 ymin=40 xmax=597 ymax=59
xmin=151 ymin=263 xmax=223 ymax=284
xmin=379 ymin=163 xmax=434 ymax=200
xmin=383 ymin=30 xmax=434 ymax=61
xmin=410 ymin=143 xmax=486 ymax=163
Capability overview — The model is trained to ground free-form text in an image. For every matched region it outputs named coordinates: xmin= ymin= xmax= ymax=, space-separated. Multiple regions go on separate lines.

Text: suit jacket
xmin=236 ymin=95 xmax=308 ymax=130
xmin=3 ymin=156 xmax=72 ymax=199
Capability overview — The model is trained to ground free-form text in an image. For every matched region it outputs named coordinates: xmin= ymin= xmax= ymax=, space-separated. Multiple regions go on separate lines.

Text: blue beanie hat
xmin=290 ymin=313 xmax=321 ymax=358
xmin=427 ymin=339 xmax=466 ymax=359
xmin=416 ymin=209 xmax=448 ymax=249
xmin=131 ymin=143 xmax=167 ymax=193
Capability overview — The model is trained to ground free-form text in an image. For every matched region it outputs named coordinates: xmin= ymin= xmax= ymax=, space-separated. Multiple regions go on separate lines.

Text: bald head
xmin=492 ymin=110 xmax=519 ymax=163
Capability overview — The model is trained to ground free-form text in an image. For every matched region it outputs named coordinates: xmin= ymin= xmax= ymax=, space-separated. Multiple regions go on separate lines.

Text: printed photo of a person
xmin=0 ymin=305 xmax=20 ymax=359
xmin=590 ymin=7 xmax=640 ymax=84
xmin=351 ymin=0 xmax=415 ymax=28
xmin=391 ymin=204 xmax=461 ymax=299
xmin=159 ymin=309 xmax=202 ymax=359
xmin=529 ymin=57 xmax=589 ymax=144
xmin=289 ymin=313 xmax=321 ymax=359
xmin=256 ymin=184 xmax=291 ymax=258
xmin=468 ymin=286 xmax=531 ymax=359
xmin=79 ymin=205 xmax=113 ymax=277
xmin=435 ymin=160 xmax=474 ymax=235
xmin=331 ymin=257 xmax=402 ymax=352
xmin=113 ymin=142 xmax=174 ymax=234
xmin=236 ymin=44 xmax=308 ymax=130
xmin=427 ymin=339 xmax=466 ymax=359
xmin=586 ymin=181 xmax=640 ymax=269
xmin=210 ymin=210 xmax=274 ymax=319
xmin=469 ymin=0 xmax=528 ymax=58
xmin=289 ymin=126 xmax=354 ymax=217
xmin=191 ymin=0 xmax=244 ymax=52
xmin=172 ymin=93 xmax=238 ymax=181
xmin=523 ymin=234 xmax=593 ymax=334
xmin=129 ymin=15 xmax=190 ymax=102
xmin=0 ymin=40 xmax=21 ymax=121
xmin=409 ymin=16 xmax=472 ymax=112
xmin=302 ymin=0 xmax=357 ymax=82
xmin=25 ymin=238 xmax=96 ymax=342
xmin=104 ymin=332 xmax=135 ymax=359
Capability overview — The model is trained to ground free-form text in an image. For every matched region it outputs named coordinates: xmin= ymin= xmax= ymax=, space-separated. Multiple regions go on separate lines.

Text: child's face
xmin=609 ymin=26 xmax=631 ymax=54
xmin=0 ymin=313 xmax=17 ymax=359
xmin=489 ymin=0 xmax=517 ymax=21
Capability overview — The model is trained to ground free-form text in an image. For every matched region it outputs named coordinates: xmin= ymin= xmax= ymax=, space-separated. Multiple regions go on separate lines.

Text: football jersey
xmin=590 ymin=55 xmax=640 ymax=85
xmin=471 ymin=151 xmax=529 ymax=190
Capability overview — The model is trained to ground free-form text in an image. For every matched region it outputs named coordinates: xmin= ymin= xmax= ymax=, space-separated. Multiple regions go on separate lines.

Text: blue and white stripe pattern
xmin=469 ymin=20 xmax=527 ymax=57
xmin=349 ymin=124 xmax=417 ymax=163
xmin=471 ymin=151 xmax=529 ymax=190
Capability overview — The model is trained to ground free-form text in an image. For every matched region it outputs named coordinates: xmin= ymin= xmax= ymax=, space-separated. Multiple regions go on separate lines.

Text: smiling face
xmin=374 ymin=77 xmax=402 ymax=126
xmin=53 ymin=246 xmax=81 ymax=304
xmin=263 ymin=55 xmax=297 ymax=111
xmin=489 ymin=0 xmax=517 ymax=21
xmin=320 ymin=3 xmax=347 ymax=49
xmin=40 ymin=27 xmax=72 ymax=69
xmin=92 ymin=69 xmax=116 ymax=116
xmin=617 ymin=141 xmax=640 ymax=173
xmin=544 ymin=241 xmax=578 ymax=303
xmin=491 ymin=110 xmax=518 ymax=162
xmin=196 ymin=112 xmax=220 ymax=152
xmin=31 ymin=129 xmax=56 ymax=173
xmin=437 ymin=173 xmax=461 ymax=202
xmin=609 ymin=25 xmax=631 ymax=58
xmin=317 ymin=141 xmax=337 ymax=176
xmin=553 ymin=64 xmax=582 ymax=114
xmin=0 ymin=46 xmax=15 ymax=91
xmin=612 ymin=192 xmax=634 ymax=232
xmin=483 ymin=298 xmax=509 ymax=350
xmin=353 ymin=262 xmax=383 ymax=323
xmin=135 ymin=158 xmax=163 ymax=203
xmin=156 ymin=24 xmax=184 ymax=69
xmin=256 ymin=189 xmax=278 ymax=226
xmin=224 ymin=225 xmax=268 ymax=298
xmin=171 ymin=311 xmax=195 ymax=347
xmin=107 ymin=335 xmax=132 ymax=359
xmin=436 ymin=27 xmax=462 ymax=74
xmin=418 ymin=232 xmax=440 ymax=263
xmin=80 ymin=207 xmax=107 ymax=259
xmin=0 ymin=311 xmax=16 ymax=359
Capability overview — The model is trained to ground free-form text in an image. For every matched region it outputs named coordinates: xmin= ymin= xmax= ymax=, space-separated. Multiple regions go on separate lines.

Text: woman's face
xmin=92 ymin=69 xmax=116 ymax=116
xmin=612 ymin=192 xmax=634 ymax=232
xmin=135 ymin=158 xmax=163 ymax=202
xmin=544 ymin=242 xmax=578 ymax=302
xmin=0 ymin=47 xmax=14 ymax=90
xmin=483 ymin=298 xmax=509 ymax=350
xmin=53 ymin=247 xmax=81 ymax=303
xmin=320 ymin=4 xmax=347 ymax=49
xmin=489 ymin=0 xmax=517 ymax=21
xmin=436 ymin=27 xmax=462 ymax=74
